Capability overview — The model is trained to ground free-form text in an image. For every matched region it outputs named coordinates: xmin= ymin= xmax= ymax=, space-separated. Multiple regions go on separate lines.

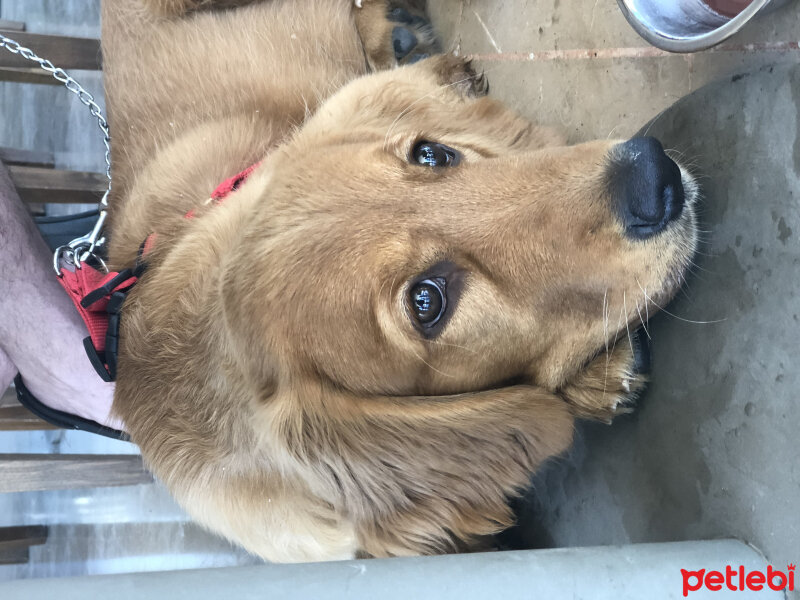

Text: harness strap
xmin=57 ymin=255 xmax=146 ymax=382
xmin=60 ymin=266 xmax=138 ymax=350
xmin=211 ymin=162 xmax=260 ymax=201
xmin=57 ymin=162 xmax=260 ymax=383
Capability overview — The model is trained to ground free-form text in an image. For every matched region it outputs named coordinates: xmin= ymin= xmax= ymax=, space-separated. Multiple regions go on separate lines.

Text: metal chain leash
xmin=0 ymin=32 xmax=111 ymax=275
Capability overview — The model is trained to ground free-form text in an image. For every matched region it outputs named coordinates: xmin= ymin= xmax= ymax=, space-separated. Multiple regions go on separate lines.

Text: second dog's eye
xmin=409 ymin=278 xmax=447 ymax=326
xmin=412 ymin=142 xmax=460 ymax=168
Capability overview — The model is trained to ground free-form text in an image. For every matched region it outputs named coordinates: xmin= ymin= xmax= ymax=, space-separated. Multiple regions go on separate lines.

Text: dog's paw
xmin=558 ymin=331 xmax=650 ymax=423
xmin=427 ymin=54 xmax=490 ymax=98
xmin=355 ymin=1 xmax=441 ymax=71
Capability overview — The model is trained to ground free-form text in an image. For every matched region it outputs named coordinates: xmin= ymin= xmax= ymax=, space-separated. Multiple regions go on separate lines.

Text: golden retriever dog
xmin=102 ymin=0 xmax=697 ymax=561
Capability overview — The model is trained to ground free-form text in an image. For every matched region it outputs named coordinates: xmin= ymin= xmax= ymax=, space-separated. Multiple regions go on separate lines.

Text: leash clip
xmin=54 ymin=194 xmax=109 ymax=276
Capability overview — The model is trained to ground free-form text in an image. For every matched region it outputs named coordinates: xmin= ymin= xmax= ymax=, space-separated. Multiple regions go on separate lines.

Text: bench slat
xmin=0 ymin=454 xmax=152 ymax=493
xmin=0 ymin=405 xmax=59 ymax=431
xmin=0 ymin=146 xmax=55 ymax=168
xmin=0 ymin=66 xmax=62 ymax=85
xmin=8 ymin=165 xmax=105 ymax=204
xmin=0 ymin=32 xmax=101 ymax=70
xmin=0 ymin=20 xmax=26 ymax=32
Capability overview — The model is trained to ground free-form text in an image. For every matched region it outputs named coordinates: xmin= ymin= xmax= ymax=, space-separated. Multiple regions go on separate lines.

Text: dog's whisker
xmin=602 ymin=287 xmax=610 ymax=359
xmin=623 ymin=292 xmax=635 ymax=359
xmin=640 ymin=104 xmax=673 ymax=138
xmin=600 ymin=288 xmax=612 ymax=401
xmin=636 ymin=279 xmax=726 ymax=325
xmin=634 ymin=293 xmax=651 ymax=340
xmin=376 ymin=272 xmax=398 ymax=303
xmin=427 ymin=338 xmax=484 ymax=360
xmin=407 ymin=346 xmax=458 ymax=379
xmin=600 ymin=288 xmax=613 ymax=403
xmin=606 ymin=299 xmax=627 ymax=359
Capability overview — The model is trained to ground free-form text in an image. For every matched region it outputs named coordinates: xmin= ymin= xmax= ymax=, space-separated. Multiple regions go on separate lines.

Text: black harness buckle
xmin=81 ymin=259 xmax=148 ymax=382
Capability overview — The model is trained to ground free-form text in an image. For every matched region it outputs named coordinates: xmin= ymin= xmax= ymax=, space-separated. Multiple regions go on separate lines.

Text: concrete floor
xmin=523 ymin=61 xmax=800 ymax=591
xmin=428 ymin=1 xmax=800 ymax=143
xmin=1 ymin=0 xmax=798 ymax=587
xmin=425 ymin=2 xmax=800 ymax=593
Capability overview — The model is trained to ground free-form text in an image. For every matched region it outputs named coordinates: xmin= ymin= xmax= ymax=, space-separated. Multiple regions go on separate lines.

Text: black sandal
xmin=8 ymin=211 xmax=129 ymax=441
xmin=13 ymin=374 xmax=128 ymax=441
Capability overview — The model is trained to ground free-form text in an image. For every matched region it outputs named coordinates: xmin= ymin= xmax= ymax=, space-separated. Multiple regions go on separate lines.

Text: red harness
xmin=56 ymin=163 xmax=259 ymax=382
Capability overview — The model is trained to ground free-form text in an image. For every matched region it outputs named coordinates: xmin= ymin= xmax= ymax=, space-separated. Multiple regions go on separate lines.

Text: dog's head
xmin=219 ymin=55 xmax=697 ymax=557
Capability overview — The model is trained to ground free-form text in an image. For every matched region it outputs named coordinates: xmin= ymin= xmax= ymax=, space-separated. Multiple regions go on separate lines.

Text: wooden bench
xmin=0 ymin=525 xmax=48 ymax=566
xmin=0 ymin=26 xmax=151 ymax=500
xmin=0 ymin=454 xmax=152 ymax=493
xmin=0 ymin=28 xmax=106 ymax=429
xmin=0 ymin=25 xmax=102 ymax=85
xmin=0 ymin=387 xmax=152 ymax=493
xmin=0 ymin=387 xmax=58 ymax=431
xmin=0 ymin=26 xmax=106 ymax=204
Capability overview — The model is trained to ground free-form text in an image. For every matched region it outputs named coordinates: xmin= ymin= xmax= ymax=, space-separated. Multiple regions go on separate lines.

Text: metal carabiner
xmin=0 ymin=34 xmax=112 ymax=278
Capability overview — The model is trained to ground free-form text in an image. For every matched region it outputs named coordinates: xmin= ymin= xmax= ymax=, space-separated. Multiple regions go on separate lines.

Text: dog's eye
xmin=409 ymin=278 xmax=447 ymax=326
xmin=412 ymin=142 xmax=460 ymax=168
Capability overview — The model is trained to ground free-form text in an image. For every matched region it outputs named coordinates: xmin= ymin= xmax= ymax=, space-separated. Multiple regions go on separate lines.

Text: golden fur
xmin=102 ymin=0 xmax=697 ymax=561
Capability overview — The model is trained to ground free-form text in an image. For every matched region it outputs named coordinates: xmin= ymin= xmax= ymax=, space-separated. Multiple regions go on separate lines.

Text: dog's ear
xmin=256 ymin=380 xmax=574 ymax=557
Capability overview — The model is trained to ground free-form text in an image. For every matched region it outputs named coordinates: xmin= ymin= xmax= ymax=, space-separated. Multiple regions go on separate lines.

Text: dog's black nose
xmin=392 ymin=26 xmax=419 ymax=61
xmin=613 ymin=137 xmax=685 ymax=239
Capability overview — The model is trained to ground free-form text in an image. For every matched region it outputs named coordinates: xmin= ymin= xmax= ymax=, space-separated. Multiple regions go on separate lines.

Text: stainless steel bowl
xmin=617 ymin=0 xmax=794 ymax=52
